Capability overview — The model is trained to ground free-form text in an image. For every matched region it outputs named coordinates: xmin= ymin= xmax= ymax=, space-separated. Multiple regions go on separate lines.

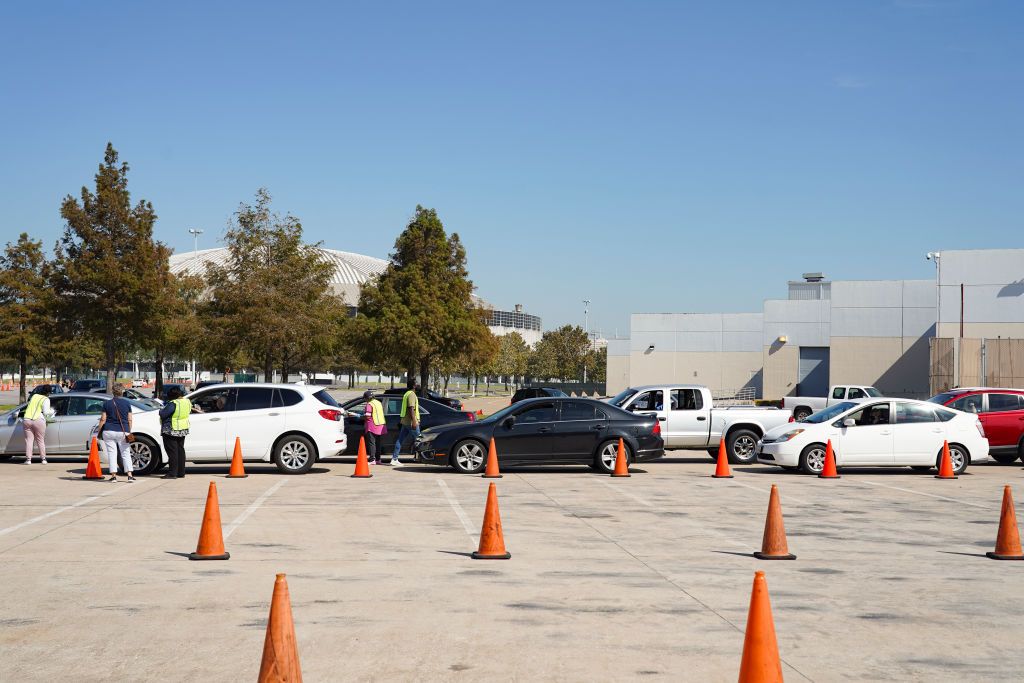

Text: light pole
xmin=188 ymin=228 xmax=204 ymax=262
xmin=582 ymin=299 xmax=591 ymax=383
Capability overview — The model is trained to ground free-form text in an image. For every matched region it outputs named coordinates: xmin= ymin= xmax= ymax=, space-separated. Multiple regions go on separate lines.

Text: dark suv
xmin=71 ymin=379 xmax=106 ymax=393
xmin=381 ymin=387 xmax=462 ymax=410
xmin=511 ymin=387 xmax=568 ymax=404
xmin=928 ymin=388 xmax=1024 ymax=463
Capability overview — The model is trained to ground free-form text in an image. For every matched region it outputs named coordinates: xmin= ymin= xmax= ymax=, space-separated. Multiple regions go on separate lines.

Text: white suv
xmin=90 ymin=383 xmax=346 ymax=475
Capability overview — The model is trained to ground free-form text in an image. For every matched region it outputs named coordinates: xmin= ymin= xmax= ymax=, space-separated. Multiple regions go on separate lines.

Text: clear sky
xmin=2 ymin=1 xmax=1021 ymax=338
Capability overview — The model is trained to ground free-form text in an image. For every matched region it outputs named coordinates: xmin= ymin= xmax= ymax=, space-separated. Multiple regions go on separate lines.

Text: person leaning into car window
xmin=159 ymin=388 xmax=193 ymax=479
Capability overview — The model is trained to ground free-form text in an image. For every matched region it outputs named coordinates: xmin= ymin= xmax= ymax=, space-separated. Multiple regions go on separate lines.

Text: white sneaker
xmin=23 ymin=458 xmax=31 ymax=465
xmin=390 ymin=459 xmax=402 ymax=467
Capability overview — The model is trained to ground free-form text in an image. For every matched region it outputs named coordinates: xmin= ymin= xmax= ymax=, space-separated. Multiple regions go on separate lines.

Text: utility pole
xmin=583 ymin=299 xmax=591 ymax=383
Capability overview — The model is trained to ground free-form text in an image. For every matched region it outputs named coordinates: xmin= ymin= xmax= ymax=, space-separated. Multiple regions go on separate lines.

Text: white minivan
xmin=89 ymin=383 xmax=346 ymax=475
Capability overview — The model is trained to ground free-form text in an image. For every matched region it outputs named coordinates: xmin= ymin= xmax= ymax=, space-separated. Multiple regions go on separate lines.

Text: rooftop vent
xmin=514 ymin=304 xmax=523 ymax=313
xmin=802 ymin=272 xmax=825 ymax=283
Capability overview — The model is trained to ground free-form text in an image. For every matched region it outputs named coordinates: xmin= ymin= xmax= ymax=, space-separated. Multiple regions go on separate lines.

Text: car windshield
xmin=313 ymin=389 xmax=339 ymax=407
xmin=802 ymin=402 xmax=858 ymax=424
xmin=864 ymin=387 xmax=883 ymax=397
xmin=608 ymin=388 xmax=637 ymax=408
xmin=482 ymin=403 xmax=522 ymax=423
xmin=926 ymin=392 xmax=958 ymax=405
xmin=127 ymin=398 xmax=156 ymax=412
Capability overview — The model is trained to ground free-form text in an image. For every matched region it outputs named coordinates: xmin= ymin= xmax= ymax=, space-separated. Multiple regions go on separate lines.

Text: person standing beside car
xmin=159 ymin=388 xmax=192 ymax=479
xmin=22 ymin=385 xmax=54 ymax=464
xmin=363 ymin=390 xmax=386 ymax=465
xmin=97 ymin=384 xmax=134 ymax=482
xmin=391 ymin=380 xmax=421 ymax=466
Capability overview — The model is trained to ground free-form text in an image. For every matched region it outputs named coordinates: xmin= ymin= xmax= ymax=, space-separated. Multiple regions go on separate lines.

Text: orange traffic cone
xmin=482 ymin=438 xmax=502 ymax=478
xmin=738 ymin=571 xmax=784 ymax=683
xmin=227 ymin=437 xmax=247 ymax=478
xmin=477 ymin=409 xmax=484 ymax=417
xmin=189 ymin=481 xmax=230 ymax=560
xmin=987 ymin=485 xmax=1024 ymax=560
xmin=712 ymin=438 xmax=733 ymax=478
xmin=935 ymin=441 xmax=958 ymax=479
xmin=611 ymin=438 xmax=631 ymax=477
xmin=472 ymin=482 xmax=511 ymax=559
xmin=351 ymin=436 xmax=372 ymax=478
xmin=258 ymin=573 xmax=303 ymax=681
xmin=819 ymin=440 xmax=840 ymax=479
xmin=83 ymin=437 xmax=104 ymax=480
xmin=754 ymin=485 xmax=796 ymax=560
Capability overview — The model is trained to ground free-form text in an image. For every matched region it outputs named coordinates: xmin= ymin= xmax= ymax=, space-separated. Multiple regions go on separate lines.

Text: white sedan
xmin=89 ymin=383 xmax=347 ymax=475
xmin=756 ymin=399 xmax=990 ymax=475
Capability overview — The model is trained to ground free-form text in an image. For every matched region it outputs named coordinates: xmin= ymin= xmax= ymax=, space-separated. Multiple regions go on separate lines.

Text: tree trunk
xmin=105 ymin=336 xmax=116 ymax=393
xmin=264 ymin=350 xmax=273 ymax=383
xmin=419 ymin=361 xmax=429 ymax=391
xmin=18 ymin=348 xmax=27 ymax=403
xmin=155 ymin=348 xmax=165 ymax=399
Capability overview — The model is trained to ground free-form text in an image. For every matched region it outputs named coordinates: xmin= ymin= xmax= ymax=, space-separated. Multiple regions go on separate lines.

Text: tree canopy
xmin=0 ymin=234 xmax=50 ymax=400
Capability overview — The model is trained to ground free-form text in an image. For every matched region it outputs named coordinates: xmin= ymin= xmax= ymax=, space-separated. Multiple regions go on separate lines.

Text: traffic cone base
xmin=712 ymin=438 xmax=733 ymax=478
xmin=819 ymin=439 xmax=840 ymax=479
xmin=472 ymin=482 xmax=510 ymax=560
xmin=471 ymin=549 xmax=512 ymax=560
xmin=189 ymin=481 xmax=230 ymax=561
xmin=351 ymin=436 xmax=373 ymax=478
xmin=611 ymin=438 xmax=631 ymax=477
xmin=986 ymin=551 xmax=1024 ymax=560
xmin=753 ymin=550 xmax=796 ymax=560
xmin=227 ymin=436 xmax=248 ymax=478
xmin=482 ymin=437 xmax=502 ymax=478
xmin=987 ymin=485 xmax=1024 ymax=560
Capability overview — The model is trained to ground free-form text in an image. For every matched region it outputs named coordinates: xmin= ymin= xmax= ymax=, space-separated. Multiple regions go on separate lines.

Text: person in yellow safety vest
xmin=362 ymin=391 xmax=386 ymax=465
xmin=158 ymin=387 xmax=193 ymax=478
xmin=22 ymin=385 xmax=55 ymax=464
xmin=390 ymin=380 xmax=421 ymax=466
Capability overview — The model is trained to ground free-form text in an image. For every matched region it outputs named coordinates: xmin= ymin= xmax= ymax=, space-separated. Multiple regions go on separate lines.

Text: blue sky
xmin=2 ymin=1 xmax=1021 ymax=337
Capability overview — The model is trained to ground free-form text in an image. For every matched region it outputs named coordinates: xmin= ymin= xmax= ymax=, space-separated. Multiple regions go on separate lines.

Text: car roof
xmin=187 ymin=383 xmax=321 ymax=395
xmin=627 ymin=384 xmax=705 ymax=391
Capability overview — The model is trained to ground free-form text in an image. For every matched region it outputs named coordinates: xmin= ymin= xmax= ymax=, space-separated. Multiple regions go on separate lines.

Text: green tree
xmin=528 ymin=325 xmax=590 ymax=382
xmin=494 ymin=331 xmax=530 ymax=391
xmin=586 ymin=346 xmax=607 ymax=383
xmin=204 ymin=188 xmax=346 ymax=380
xmin=0 ymin=234 xmax=50 ymax=401
xmin=352 ymin=205 xmax=488 ymax=388
xmin=51 ymin=143 xmax=167 ymax=389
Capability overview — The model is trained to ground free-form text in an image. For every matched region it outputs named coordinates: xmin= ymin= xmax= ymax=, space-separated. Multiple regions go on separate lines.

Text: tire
xmin=793 ymin=407 xmax=812 ymax=422
xmin=799 ymin=443 xmax=828 ymax=475
xmin=938 ymin=444 xmax=969 ymax=476
xmin=273 ymin=434 xmax=316 ymax=474
xmin=727 ymin=429 xmax=760 ymax=465
xmin=910 ymin=466 xmax=932 ymax=472
xmin=990 ymin=452 xmax=1019 ymax=465
xmin=450 ymin=439 xmax=487 ymax=474
xmin=0 ymin=454 xmax=12 ymax=461
xmin=130 ymin=436 xmax=160 ymax=476
xmin=707 ymin=448 xmax=719 ymax=461
xmin=595 ymin=439 xmax=630 ymax=474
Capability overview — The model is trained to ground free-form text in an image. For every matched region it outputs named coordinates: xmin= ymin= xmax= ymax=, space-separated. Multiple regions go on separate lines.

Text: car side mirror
xmin=502 ymin=416 xmax=516 ymax=429
xmin=842 ymin=418 xmax=856 ymax=427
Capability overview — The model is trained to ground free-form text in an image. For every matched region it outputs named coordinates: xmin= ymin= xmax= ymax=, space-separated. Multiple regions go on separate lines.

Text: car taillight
xmin=318 ymin=408 xmax=343 ymax=421
xmin=652 ymin=421 xmax=661 ymax=436
xmin=464 ymin=412 xmax=476 ymax=422
xmin=788 ymin=415 xmax=795 ymax=423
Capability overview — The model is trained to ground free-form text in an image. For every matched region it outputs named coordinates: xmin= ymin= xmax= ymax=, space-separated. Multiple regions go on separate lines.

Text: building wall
xmin=606 ymin=340 xmax=630 ymax=395
xmin=762 ymin=299 xmax=830 ymax=398
xmin=628 ymin=351 xmax=764 ymax=394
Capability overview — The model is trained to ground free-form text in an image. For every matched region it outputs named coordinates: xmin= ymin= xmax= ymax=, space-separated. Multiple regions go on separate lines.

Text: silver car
xmin=0 ymin=392 xmax=157 ymax=460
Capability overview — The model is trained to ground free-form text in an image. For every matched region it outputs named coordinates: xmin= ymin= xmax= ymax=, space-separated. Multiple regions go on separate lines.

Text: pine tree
xmin=0 ymin=234 xmax=50 ymax=401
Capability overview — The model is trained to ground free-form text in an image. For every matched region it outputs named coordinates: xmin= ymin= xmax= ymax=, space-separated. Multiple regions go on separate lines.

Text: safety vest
xmin=171 ymin=398 xmax=192 ymax=431
xmin=400 ymin=390 xmax=419 ymax=420
xmin=368 ymin=399 xmax=385 ymax=426
xmin=25 ymin=394 xmax=46 ymax=420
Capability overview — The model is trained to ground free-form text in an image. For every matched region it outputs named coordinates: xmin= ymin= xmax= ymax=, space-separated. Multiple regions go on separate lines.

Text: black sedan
xmin=414 ymin=397 xmax=664 ymax=474
xmin=381 ymin=387 xmax=463 ymax=410
xmin=340 ymin=395 xmax=476 ymax=455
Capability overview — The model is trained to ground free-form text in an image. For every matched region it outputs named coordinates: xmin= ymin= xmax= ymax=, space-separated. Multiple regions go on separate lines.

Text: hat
xmin=363 ymin=390 xmax=373 ymax=400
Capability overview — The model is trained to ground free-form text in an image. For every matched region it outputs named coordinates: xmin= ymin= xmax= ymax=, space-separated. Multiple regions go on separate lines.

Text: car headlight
xmin=775 ymin=429 xmax=805 ymax=443
xmin=418 ymin=432 xmax=438 ymax=443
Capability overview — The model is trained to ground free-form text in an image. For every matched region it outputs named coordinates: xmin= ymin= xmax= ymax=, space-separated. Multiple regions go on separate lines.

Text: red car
xmin=928 ymin=388 xmax=1024 ymax=463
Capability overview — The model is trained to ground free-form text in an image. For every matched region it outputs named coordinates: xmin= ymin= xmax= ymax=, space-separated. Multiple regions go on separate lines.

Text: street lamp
xmin=582 ymin=299 xmax=591 ymax=383
xmin=188 ymin=228 xmax=204 ymax=263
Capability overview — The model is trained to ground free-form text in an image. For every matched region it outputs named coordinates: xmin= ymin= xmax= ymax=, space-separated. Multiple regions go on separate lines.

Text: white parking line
xmin=859 ymin=480 xmax=991 ymax=509
xmin=437 ymin=479 xmax=475 ymax=536
xmin=596 ymin=479 xmax=655 ymax=507
xmin=223 ymin=480 xmax=288 ymax=539
xmin=0 ymin=486 xmax=124 ymax=537
xmin=730 ymin=480 xmax=812 ymax=506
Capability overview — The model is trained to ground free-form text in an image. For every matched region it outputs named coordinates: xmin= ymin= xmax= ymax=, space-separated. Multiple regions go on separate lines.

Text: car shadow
xmin=393 ymin=465 xmax=648 ymax=475
xmin=733 ymin=467 xmax=970 ymax=477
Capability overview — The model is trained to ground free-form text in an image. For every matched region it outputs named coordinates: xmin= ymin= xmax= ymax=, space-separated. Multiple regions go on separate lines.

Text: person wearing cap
xmin=362 ymin=391 xmax=386 ymax=465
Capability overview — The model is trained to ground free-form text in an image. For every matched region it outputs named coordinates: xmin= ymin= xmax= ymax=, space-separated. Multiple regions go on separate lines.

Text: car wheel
xmin=990 ymin=452 xmax=1019 ymax=465
xmin=0 ymin=454 xmax=12 ymax=461
xmin=595 ymin=439 xmax=629 ymax=474
xmin=910 ymin=466 xmax=932 ymax=472
xmin=799 ymin=443 xmax=827 ymax=475
xmin=793 ymin=407 xmax=812 ymax=421
xmin=130 ymin=436 xmax=160 ymax=476
xmin=273 ymin=435 xmax=316 ymax=474
xmin=450 ymin=439 xmax=487 ymax=474
xmin=938 ymin=444 xmax=969 ymax=475
xmin=727 ymin=429 xmax=759 ymax=465
xmin=707 ymin=448 xmax=719 ymax=461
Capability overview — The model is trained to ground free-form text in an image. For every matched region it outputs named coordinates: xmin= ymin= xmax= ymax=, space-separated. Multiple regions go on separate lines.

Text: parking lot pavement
xmin=2 ymin=455 xmax=1024 ymax=681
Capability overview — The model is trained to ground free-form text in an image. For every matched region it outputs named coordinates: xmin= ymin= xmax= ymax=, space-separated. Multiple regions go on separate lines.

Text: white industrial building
xmin=608 ymin=248 xmax=1024 ymax=400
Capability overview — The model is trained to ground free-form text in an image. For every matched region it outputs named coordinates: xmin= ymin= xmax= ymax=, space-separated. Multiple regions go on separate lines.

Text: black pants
xmin=162 ymin=434 xmax=187 ymax=477
xmin=364 ymin=431 xmax=380 ymax=462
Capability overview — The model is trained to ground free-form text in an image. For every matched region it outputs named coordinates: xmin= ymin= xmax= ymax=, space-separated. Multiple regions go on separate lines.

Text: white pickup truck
xmin=782 ymin=385 xmax=882 ymax=421
xmin=607 ymin=384 xmax=792 ymax=464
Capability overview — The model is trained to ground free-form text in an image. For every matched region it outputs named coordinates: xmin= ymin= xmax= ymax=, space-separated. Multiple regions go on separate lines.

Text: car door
xmin=59 ymin=396 xmax=107 ymax=454
xmin=0 ymin=404 xmax=28 ymax=454
xmin=552 ymin=401 xmax=606 ymax=460
xmin=836 ymin=402 xmax=894 ymax=465
xmin=187 ymin=387 xmax=235 ymax=459
xmin=494 ymin=401 xmax=556 ymax=461
xmin=41 ymin=396 xmax=70 ymax=452
xmin=623 ymin=389 xmax=666 ymax=436
xmin=892 ymin=402 xmax=945 ymax=464
xmin=226 ymin=387 xmax=282 ymax=460
xmin=980 ymin=393 xmax=1024 ymax=449
xmin=664 ymin=388 xmax=709 ymax=447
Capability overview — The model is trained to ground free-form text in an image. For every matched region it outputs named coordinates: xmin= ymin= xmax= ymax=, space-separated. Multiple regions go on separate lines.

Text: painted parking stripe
xmin=596 ymin=479 xmax=655 ymax=507
xmin=0 ymin=486 xmax=124 ymax=537
xmin=437 ymin=479 xmax=475 ymax=536
xmin=730 ymin=479 xmax=812 ymax=506
xmin=223 ymin=479 xmax=288 ymax=539
xmin=859 ymin=479 xmax=991 ymax=509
